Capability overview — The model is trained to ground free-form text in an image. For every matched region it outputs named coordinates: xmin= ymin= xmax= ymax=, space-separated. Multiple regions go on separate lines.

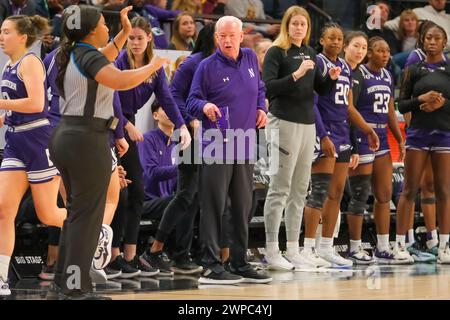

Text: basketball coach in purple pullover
xmin=187 ymin=16 xmax=272 ymax=285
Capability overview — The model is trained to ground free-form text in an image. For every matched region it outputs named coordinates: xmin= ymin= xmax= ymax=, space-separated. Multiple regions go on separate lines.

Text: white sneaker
xmin=285 ymin=250 xmax=313 ymax=269
xmin=0 ymin=277 xmax=11 ymax=296
xmin=392 ymin=244 xmax=414 ymax=264
xmin=347 ymin=246 xmax=374 ymax=265
xmin=264 ymin=251 xmax=294 ymax=271
xmin=318 ymin=247 xmax=353 ymax=268
xmin=298 ymin=247 xmax=332 ymax=268
xmin=93 ymin=224 xmax=113 ymax=270
xmin=438 ymin=243 xmax=450 ymax=264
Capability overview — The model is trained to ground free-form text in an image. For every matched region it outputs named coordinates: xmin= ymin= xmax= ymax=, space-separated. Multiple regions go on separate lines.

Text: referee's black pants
xmin=49 ymin=118 xmax=111 ymax=294
xmin=199 ymin=163 xmax=253 ymax=273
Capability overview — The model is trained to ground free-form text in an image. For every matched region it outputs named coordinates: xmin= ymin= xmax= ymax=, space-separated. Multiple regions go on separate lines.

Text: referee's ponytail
xmin=56 ymin=5 xmax=101 ymax=99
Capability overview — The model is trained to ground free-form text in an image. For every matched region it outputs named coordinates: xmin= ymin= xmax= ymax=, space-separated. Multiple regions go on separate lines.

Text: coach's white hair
xmin=215 ymin=16 xmax=243 ymax=32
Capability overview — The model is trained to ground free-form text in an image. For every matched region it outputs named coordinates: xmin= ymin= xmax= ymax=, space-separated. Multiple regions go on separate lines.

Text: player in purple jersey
xmin=300 ymin=24 xmax=379 ymax=268
xmin=396 ymin=25 xmax=450 ymax=264
xmin=345 ymin=37 xmax=410 ymax=265
xmin=0 ymin=15 xmax=68 ymax=296
xmin=108 ymin=16 xmax=190 ymax=278
xmin=342 ymin=31 xmax=374 ymax=264
xmin=405 ymin=21 xmax=450 ymax=69
xmin=401 ymin=21 xmax=445 ymax=257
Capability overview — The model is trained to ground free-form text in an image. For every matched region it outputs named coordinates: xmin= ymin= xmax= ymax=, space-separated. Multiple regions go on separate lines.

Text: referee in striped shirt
xmin=49 ymin=5 xmax=191 ymax=299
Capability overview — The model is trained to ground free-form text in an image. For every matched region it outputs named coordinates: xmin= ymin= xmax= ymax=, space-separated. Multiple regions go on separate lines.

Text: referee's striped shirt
xmin=59 ymin=43 xmax=113 ymax=119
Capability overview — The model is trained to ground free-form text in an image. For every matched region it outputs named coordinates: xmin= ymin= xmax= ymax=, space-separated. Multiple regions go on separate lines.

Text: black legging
xmin=111 ymin=118 xmax=145 ymax=247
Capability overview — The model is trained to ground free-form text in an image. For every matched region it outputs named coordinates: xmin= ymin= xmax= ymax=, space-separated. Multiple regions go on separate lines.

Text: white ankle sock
xmin=286 ymin=241 xmax=299 ymax=255
xmin=350 ymin=240 xmax=361 ymax=253
xmin=396 ymin=235 xmax=406 ymax=248
xmin=303 ymin=238 xmax=315 ymax=250
xmin=377 ymin=234 xmax=390 ymax=251
xmin=0 ymin=255 xmax=11 ymax=280
xmin=319 ymin=237 xmax=333 ymax=252
xmin=266 ymin=242 xmax=279 ymax=253
xmin=427 ymin=230 xmax=439 ymax=249
xmin=406 ymin=229 xmax=415 ymax=247
xmin=439 ymin=234 xmax=449 ymax=250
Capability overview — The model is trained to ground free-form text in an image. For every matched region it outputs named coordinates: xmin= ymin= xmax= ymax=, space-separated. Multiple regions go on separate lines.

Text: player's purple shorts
xmin=313 ymin=120 xmax=351 ymax=162
xmin=406 ymin=127 xmax=450 ymax=153
xmin=0 ymin=119 xmax=58 ymax=183
xmin=357 ymin=126 xmax=390 ymax=165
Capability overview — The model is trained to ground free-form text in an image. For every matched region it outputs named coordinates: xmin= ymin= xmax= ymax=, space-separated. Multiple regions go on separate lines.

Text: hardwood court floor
xmin=5 ymin=264 xmax=450 ymax=300
xmin=109 ymin=265 xmax=450 ymax=300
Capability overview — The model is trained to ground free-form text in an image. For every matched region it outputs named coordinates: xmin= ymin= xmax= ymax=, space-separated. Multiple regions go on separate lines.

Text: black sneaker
xmin=104 ymin=266 xmax=122 ymax=280
xmin=173 ymin=256 xmax=203 ymax=275
xmin=132 ymin=255 xmax=160 ymax=277
xmin=198 ymin=269 xmax=243 ymax=285
xmin=229 ymin=265 xmax=272 ymax=284
xmin=39 ymin=264 xmax=55 ymax=281
xmin=140 ymin=250 xmax=174 ymax=276
xmin=107 ymin=255 xmax=141 ymax=279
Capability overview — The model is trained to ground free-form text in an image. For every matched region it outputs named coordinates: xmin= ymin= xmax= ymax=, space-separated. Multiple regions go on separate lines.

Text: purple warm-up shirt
xmin=138 ymin=128 xmax=177 ymax=200
xmin=186 ymin=48 xmax=267 ymax=161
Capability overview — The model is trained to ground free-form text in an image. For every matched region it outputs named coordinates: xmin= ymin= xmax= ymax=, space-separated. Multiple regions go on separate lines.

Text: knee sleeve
xmin=421 ymin=197 xmax=436 ymax=205
xmin=306 ymin=173 xmax=332 ymax=210
xmin=347 ymin=175 xmax=372 ymax=215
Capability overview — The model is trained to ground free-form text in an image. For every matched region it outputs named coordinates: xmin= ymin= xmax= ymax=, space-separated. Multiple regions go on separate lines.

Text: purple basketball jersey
xmin=1 ymin=52 xmax=49 ymax=126
xmin=405 ymin=48 xmax=449 ymax=68
xmin=43 ymin=48 xmax=60 ymax=125
xmin=355 ymin=64 xmax=394 ymax=125
xmin=316 ymin=53 xmax=353 ymax=122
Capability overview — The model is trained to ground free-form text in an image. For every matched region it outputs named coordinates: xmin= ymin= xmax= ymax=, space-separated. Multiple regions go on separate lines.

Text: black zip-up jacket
xmin=399 ymin=61 xmax=450 ymax=131
xmin=263 ymin=44 xmax=336 ymax=124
